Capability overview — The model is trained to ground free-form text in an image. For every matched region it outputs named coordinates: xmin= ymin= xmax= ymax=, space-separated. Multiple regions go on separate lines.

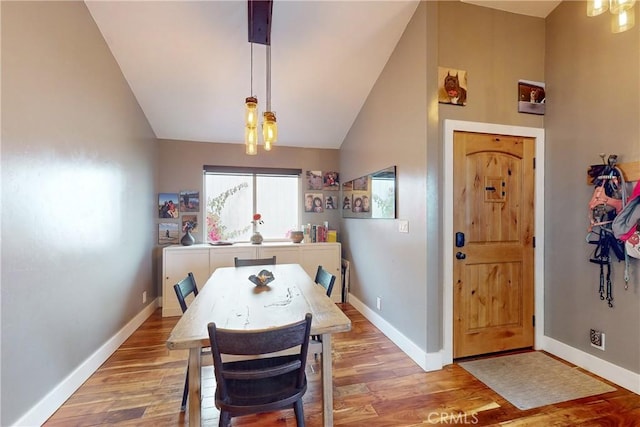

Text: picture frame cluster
xmin=305 ymin=170 xmax=339 ymax=213
xmin=157 ymin=190 xmax=200 ymax=245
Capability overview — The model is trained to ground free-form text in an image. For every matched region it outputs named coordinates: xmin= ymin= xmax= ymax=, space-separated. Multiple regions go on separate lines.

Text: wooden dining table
xmin=166 ymin=263 xmax=352 ymax=427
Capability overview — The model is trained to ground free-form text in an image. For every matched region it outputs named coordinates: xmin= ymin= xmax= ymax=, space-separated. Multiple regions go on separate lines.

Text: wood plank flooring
xmin=44 ymin=304 xmax=640 ymax=426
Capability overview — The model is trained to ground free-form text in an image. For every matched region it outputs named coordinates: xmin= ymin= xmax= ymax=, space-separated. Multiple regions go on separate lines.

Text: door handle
xmin=456 ymin=252 xmax=466 ymax=260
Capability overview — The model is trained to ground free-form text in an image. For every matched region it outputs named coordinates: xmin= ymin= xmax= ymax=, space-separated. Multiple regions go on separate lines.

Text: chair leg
xmin=293 ymin=400 xmax=305 ymax=427
xmin=180 ymin=367 xmax=189 ymax=412
xmin=218 ymin=411 xmax=231 ymax=427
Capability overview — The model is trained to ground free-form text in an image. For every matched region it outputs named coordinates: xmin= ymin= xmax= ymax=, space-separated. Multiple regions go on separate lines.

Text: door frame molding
xmin=442 ymin=120 xmax=545 ymax=365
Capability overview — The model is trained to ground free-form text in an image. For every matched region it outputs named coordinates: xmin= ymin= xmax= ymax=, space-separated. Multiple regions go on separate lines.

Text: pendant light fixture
xmin=244 ymin=0 xmax=276 ymax=155
xmin=245 ymin=42 xmax=258 ymax=155
xmin=262 ymin=44 xmax=277 ymax=151
xmin=587 ymin=0 xmax=636 ymax=33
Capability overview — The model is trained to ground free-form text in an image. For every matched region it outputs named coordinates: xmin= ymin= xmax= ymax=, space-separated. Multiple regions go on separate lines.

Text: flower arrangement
xmin=251 ymin=213 xmax=264 ymax=232
xmin=206 ymin=182 xmax=250 ymax=241
xmin=183 ymin=220 xmax=197 ymax=233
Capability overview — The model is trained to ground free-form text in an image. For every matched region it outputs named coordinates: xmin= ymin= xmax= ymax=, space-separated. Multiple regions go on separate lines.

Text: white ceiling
xmin=86 ymin=1 xmax=561 ymax=150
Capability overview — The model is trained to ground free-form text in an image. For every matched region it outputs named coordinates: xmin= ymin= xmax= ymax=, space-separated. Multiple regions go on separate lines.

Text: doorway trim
xmin=442 ymin=120 xmax=545 ymax=365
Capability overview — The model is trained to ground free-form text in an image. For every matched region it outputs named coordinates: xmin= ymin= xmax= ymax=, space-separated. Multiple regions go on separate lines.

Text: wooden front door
xmin=453 ymin=131 xmax=535 ymax=358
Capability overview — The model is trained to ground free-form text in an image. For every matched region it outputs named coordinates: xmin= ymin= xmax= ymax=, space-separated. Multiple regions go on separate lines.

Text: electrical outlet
xmin=376 ymin=297 xmax=382 ymax=310
xmin=590 ymin=329 xmax=605 ymax=350
xmin=142 ymin=291 xmax=147 ymax=304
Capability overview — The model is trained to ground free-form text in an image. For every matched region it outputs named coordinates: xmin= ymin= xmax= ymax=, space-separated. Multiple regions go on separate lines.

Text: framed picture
xmin=323 ymin=171 xmax=340 ymax=190
xmin=304 ymin=192 xmax=324 ymax=213
xmin=342 ymin=194 xmax=352 ymax=210
xmin=518 ymin=80 xmax=545 ymax=115
xmin=181 ymin=214 xmax=198 ymax=232
xmin=325 ymin=195 xmax=337 ymax=210
xmin=158 ymin=222 xmax=179 ymax=244
xmin=158 ymin=193 xmax=179 ymax=219
xmin=438 ymin=67 xmax=468 ymax=106
xmin=306 ymin=171 xmax=323 ymax=190
xmin=179 ymin=190 xmax=200 ymax=212
xmin=353 ymin=176 xmax=368 ymax=191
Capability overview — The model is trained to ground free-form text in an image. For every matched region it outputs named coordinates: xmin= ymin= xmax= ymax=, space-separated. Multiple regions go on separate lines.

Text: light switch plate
xmin=398 ymin=220 xmax=409 ymax=233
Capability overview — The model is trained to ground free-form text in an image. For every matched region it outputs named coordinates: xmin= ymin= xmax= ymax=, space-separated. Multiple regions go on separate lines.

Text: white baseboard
xmin=541 ymin=335 xmax=640 ymax=394
xmin=348 ymin=294 xmax=442 ymax=372
xmin=13 ymin=298 xmax=160 ymax=427
xmin=347 ymin=294 xmax=640 ymax=393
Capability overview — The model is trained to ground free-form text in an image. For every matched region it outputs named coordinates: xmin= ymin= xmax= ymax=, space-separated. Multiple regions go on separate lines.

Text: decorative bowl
xmin=289 ymin=231 xmax=304 ymax=243
xmin=249 ymin=270 xmax=274 ymax=286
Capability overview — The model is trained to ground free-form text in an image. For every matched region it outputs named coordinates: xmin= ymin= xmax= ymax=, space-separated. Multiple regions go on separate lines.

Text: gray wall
xmin=1 ymin=2 xmax=158 ymax=425
xmin=340 ymin=1 xmax=546 ymax=355
xmin=545 ymin=1 xmax=640 ymax=372
xmin=340 ymin=1 xmax=430 ymax=350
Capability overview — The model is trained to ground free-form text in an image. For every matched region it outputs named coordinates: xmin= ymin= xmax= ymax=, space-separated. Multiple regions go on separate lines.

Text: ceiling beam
xmin=248 ymin=0 xmax=273 ymax=45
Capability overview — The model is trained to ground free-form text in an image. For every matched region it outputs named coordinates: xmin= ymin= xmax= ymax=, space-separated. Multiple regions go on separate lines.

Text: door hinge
xmin=533 ymin=157 xmax=536 ymax=169
xmin=532 ymin=315 xmax=535 ymax=327
xmin=532 ymin=236 xmax=536 ymax=248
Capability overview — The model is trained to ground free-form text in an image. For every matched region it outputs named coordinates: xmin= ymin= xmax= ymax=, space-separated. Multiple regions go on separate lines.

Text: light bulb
xmin=262 ymin=111 xmax=278 ymax=151
xmin=587 ymin=0 xmax=609 ymax=16
xmin=612 ymin=6 xmax=635 ymax=32
xmin=245 ymin=97 xmax=258 ymax=128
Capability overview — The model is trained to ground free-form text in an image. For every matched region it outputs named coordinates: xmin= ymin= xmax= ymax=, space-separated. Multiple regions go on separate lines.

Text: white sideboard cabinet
xmin=162 ymin=242 xmax=342 ymax=316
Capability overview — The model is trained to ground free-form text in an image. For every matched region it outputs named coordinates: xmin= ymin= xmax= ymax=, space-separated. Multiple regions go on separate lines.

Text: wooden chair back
xmin=173 ymin=272 xmax=198 ymax=313
xmin=207 ymin=313 xmax=312 ymax=426
xmin=314 ymin=265 xmax=336 ymax=298
xmin=234 ymin=256 xmax=277 ymax=267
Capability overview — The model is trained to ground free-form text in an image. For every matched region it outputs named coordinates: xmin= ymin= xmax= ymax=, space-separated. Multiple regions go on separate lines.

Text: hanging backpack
xmin=613 ymin=180 xmax=640 ymax=258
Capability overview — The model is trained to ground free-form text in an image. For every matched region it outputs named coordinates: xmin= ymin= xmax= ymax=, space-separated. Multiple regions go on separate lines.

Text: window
xmin=204 ymin=166 xmax=301 ymax=242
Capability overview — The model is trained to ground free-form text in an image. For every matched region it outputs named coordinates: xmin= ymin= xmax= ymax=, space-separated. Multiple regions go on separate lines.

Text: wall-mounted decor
xmin=179 ymin=190 xmax=200 ymax=212
xmin=325 ymin=195 xmax=337 ymax=210
xmin=342 ymin=166 xmax=396 ymax=219
xmin=304 ymin=192 xmax=324 ymax=213
xmin=158 ymin=193 xmax=179 ymax=218
xmin=323 ymin=171 xmax=340 ymax=190
xmin=342 ymin=195 xmax=351 ymax=210
xmin=518 ymin=80 xmax=545 ymax=115
xmin=306 ymin=170 xmax=323 ymax=190
xmin=181 ymin=214 xmax=198 ymax=232
xmin=158 ymin=222 xmax=179 ymax=244
xmin=438 ymin=67 xmax=468 ymax=106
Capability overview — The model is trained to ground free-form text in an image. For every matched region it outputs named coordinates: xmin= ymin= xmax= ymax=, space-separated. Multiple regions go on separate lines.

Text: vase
xmin=250 ymin=231 xmax=263 ymax=245
xmin=181 ymin=230 xmax=195 ymax=246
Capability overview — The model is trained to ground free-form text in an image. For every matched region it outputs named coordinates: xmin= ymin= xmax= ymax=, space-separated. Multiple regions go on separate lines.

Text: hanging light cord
xmin=250 ymin=43 xmax=254 ymax=97
xmin=266 ymin=45 xmax=271 ymax=111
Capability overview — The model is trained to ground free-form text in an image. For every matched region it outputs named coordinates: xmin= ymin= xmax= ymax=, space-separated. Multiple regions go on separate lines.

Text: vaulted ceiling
xmin=86 ymin=1 xmax=560 ymax=150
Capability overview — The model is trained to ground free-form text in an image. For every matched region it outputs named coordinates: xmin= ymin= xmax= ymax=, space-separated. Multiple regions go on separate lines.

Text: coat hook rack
xmin=587 ymin=156 xmax=640 ymax=184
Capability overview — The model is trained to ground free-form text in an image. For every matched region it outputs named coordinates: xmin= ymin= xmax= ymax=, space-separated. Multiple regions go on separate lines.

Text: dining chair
xmin=173 ymin=272 xmax=210 ymax=412
xmin=314 ymin=265 xmax=336 ymax=298
xmin=233 ymin=255 xmax=276 ymax=267
xmin=311 ymin=266 xmax=336 ymax=346
xmin=207 ymin=313 xmax=313 ymax=427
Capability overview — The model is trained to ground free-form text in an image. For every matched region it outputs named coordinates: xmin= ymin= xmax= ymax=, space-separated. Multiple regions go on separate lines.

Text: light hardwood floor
xmin=44 ymin=304 xmax=640 ymax=426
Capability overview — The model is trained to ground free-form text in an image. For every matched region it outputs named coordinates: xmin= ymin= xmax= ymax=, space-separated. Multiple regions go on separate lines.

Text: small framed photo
xmin=159 ymin=222 xmax=179 ymax=245
xmin=304 ymin=192 xmax=324 ymax=213
xmin=438 ymin=67 xmax=468 ymax=106
xmin=158 ymin=193 xmax=179 ymax=219
xmin=518 ymin=80 xmax=545 ymax=115
xmin=306 ymin=171 xmax=323 ymax=190
xmin=342 ymin=194 xmax=352 ymax=210
xmin=325 ymin=195 xmax=337 ymax=210
xmin=323 ymin=171 xmax=340 ymax=190
xmin=181 ymin=215 xmax=197 ymax=232
xmin=179 ymin=190 xmax=200 ymax=212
